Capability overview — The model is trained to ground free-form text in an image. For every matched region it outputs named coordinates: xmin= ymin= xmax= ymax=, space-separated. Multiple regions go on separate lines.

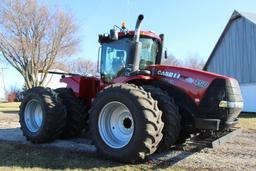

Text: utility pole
xmin=0 ymin=67 xmax=7 ymax=100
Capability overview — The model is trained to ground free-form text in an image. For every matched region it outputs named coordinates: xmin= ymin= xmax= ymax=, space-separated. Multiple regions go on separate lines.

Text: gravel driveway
xmin=0 ymin=113 xmax=255 ymax=171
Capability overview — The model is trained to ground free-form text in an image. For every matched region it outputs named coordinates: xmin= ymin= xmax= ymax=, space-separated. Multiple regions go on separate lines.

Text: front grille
xmin=198 ymin=78 xmax=243 ymax=126
xmin=225 ymin=78 xmax=243 ymax=122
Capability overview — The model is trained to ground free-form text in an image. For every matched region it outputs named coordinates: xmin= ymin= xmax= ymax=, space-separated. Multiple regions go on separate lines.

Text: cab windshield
xmin=100 ymin=37 xmax=158 ymax=81
xmin=139 ymin=38 xmax=158 ymax=69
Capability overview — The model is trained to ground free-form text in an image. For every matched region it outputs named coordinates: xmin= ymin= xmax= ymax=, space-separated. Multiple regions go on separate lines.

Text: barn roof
xmin=203 ymin=10 xmax=256 ymax=70
xmin=239 ymin=11 xmax=256 ymax=24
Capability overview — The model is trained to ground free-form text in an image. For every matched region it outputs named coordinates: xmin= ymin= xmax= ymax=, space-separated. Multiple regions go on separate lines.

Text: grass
xmin=0 ymin=102 xmax=20 ymax=113
xmin=0 ymin=141 xmax=181 ymax=171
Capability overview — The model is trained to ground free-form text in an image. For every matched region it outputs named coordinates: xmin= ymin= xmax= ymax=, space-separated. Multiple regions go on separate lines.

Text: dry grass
xmin=0 ymin=141 xmax=181 ymax=171
xmin=238 ymin=113 xmax=256 ymax=132
xmin=0 ymin=102 xmax=20 ymax=108
xmin=0 ymin=102 xmax=20 ymax=113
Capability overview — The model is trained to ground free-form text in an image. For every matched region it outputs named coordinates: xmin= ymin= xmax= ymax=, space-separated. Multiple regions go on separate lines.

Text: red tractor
xmin=19 ymin=15 xmax=243 ymax=162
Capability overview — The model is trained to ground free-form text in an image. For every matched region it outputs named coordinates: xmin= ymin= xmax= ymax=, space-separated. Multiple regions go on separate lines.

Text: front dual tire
xmin=89 ymin=84 xmax=164 ymax=162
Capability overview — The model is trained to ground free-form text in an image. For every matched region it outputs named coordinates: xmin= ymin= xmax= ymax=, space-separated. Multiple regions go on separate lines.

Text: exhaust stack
xmin=133 ymin=14 xmax=144 ymax=42
xmin=132 ymin=14 xmax=144 ymax=72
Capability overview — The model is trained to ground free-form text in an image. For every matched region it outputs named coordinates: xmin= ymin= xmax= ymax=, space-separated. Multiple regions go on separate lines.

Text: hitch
xmin=184 ymin=128 xmax=242 ymax=149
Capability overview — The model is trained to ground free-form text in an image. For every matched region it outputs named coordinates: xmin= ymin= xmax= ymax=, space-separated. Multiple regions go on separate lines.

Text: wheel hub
xmin=98 ymin=101 xmax=134 ymax=149
xmin=24 ymin=99 xmax=43 ymax=133
xmin=123 ymin=117 xmax=132 ymax=129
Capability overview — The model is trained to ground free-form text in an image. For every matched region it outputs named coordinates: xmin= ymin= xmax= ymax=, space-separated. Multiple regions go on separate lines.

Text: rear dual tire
xmin=19 ymin=87 xmax=67 ymax=143
xmin=19 ymin=87 xmax=88 ymax=142
xmin=55 ymin=88 xmax=88 ymax=139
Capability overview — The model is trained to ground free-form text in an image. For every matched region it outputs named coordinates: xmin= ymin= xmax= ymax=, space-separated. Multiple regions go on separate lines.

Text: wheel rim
xmin=24 ymin=99 xmax=43 ymax=133
xmin=98 ymin=101 xmax=134 ymax=149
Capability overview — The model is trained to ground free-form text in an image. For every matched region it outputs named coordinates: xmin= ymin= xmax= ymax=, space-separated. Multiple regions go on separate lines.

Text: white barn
xmin=204 ymin=10 xmax=256 ymax=112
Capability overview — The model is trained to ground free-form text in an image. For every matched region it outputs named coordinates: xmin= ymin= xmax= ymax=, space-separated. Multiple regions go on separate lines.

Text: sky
xmin=1 ymin=0 xmax=256 ymax=91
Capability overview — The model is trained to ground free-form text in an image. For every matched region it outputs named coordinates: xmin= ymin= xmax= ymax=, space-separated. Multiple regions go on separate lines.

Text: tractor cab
xmin=98 ymin=15 xmax=165 ymax=82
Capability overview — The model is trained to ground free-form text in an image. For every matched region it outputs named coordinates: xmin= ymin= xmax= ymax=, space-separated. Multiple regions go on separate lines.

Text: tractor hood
xmin=113 ymin=64 xmax=241 ymax=108
xmin=147 ymin=65 xmax=243 ymax=127
xmin=147 ymin=65 xmax=230 ymax=81
xmin=146 ymin=65 xmax=239 ymax=102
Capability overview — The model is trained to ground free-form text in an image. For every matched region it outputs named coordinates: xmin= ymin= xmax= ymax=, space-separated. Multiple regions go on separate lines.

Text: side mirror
xmin=110 ymin=29 xmax=118 ymax=40
xmin=164 ymin=50 xmax=168 ymax=59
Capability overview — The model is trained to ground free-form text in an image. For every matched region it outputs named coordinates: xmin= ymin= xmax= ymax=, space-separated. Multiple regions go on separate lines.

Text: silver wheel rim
xmin=24 ymin=99 xmax=43 ymax=133
xmin=98 ymin=101 xmax=134 ymax=149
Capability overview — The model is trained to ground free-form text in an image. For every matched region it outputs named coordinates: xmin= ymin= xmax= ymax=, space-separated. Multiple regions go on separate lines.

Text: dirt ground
xmin=0 ymin=113 xmax=255 ymax=171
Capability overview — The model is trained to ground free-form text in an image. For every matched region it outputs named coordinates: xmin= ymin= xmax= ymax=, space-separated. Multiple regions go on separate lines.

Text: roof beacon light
xmin=121 ymin=21 xmax=126 ymax=30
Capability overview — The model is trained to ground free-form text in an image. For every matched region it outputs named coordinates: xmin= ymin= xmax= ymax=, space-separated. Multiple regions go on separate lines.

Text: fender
xmin=60 ymin=76 xmax=102 ymax=107
xmin=113 ymin=74 xmax=198 ymax=126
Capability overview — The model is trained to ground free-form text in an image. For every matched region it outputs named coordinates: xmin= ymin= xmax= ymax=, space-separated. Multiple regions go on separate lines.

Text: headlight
xmin=219 ymin=100 xmax=243 ymax=108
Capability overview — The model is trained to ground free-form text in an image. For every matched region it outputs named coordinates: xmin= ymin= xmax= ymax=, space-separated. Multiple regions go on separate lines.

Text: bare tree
xmin=50 ymin=60 xmax=71 ymax=73
xmin=0 ymin=0 xmax=79 ymax=89
xmin=162 ymin=54 xmax=182 ymax=66
xmin=184 ymin=55 xmax=206 ymax=69
xmin=68 ymin=58 xmax=97 ymax=76
xmin=5 ymin=84 xmax=21 ymax=102
xmin=50 ymin=58 xmax=97 ymax=76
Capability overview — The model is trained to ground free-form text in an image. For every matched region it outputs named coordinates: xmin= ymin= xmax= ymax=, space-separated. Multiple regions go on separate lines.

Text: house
xmin=0 ymin=68 xmax=67 ymax=101
xmin=204 ymin=10 xmax=256 ymax=112
xmin=39 ymin=69 xmax=68 ymax=89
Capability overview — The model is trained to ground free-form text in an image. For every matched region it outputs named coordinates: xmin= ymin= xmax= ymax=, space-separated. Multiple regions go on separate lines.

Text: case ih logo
xmin=156 ymin=70 xmax=181 ymax=79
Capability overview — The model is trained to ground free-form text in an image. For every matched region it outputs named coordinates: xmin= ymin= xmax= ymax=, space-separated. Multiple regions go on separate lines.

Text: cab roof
xmin=99 ymin=30 xmax=162 ymax=44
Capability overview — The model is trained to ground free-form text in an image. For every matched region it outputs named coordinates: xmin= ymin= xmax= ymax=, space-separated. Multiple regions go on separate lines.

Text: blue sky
xmin=1 ymin=0 xmax=256 ymax=90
